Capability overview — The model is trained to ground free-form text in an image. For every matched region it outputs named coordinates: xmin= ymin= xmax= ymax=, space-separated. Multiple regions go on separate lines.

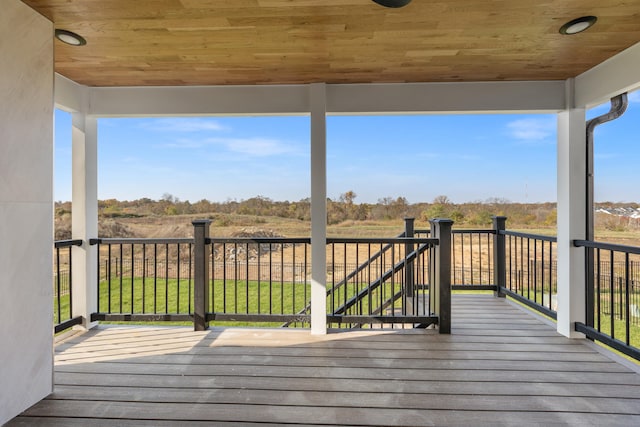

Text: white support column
xmin=310 ymin=83 xmax=327 ymax=334
xmin=71 ymin=113 xmax=99 ymax=329
xmin=556 ymin=79 xmax=586 ymax=338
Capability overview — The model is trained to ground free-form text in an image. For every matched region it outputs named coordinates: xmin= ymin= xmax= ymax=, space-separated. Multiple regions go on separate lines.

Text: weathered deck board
xmin=51 ymin=380 xmax=640 ymax=399
xmin=11 ymin=401 xmax=640 ymax=426
xmin=8 ymin=294 xmax=640 ymax=426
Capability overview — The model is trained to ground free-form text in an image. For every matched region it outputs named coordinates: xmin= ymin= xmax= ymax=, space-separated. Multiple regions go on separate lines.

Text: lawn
xmin=55 ymin=276 xmax=429 ymax=328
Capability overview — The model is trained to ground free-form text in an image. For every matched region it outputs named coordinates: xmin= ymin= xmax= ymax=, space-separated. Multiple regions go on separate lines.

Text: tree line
xmin=55 ymin=192 xmax=559 ymax=228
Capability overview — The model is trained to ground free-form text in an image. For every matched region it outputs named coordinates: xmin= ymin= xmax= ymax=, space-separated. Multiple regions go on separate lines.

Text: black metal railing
xmin=207 ymin=237 xmax=311 ymax=326
xmin=90 ymin=237 xmax=194 ymax=322
xmin=502 ymin=230 xmax=558 ymax=319
xmin=452 ymin=229 xmax=495 ymax=289
xmin=281 ymin=227 xmax=409 ymax=328
xmin=87 ymin=219 xmax=451 ymax=333
xmin=326 ymin=237 xmax=437 ymax=328
xmin=574 ymin=240 xmax=640 ymax=360
xmin=416 ymin=228 xmax=495 ymax=290
xmin=53 ymin=239 xmax=83 ymax=333
xmin=70 ymin=217 xmax=579 ymax=337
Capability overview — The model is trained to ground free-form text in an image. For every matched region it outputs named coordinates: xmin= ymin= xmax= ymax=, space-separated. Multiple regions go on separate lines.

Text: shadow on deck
xmin=9 ymin=294 xmax=640 ymax=426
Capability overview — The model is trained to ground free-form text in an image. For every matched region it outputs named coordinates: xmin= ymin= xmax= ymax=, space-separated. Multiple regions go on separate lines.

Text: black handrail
xmin=503 ymin=230 xmax=557 ymax=242
xmin=574 ymin=239 xmax=640 ymax=255
xmin=417 ymin=228 xmax=496 ymax=235
xmin=91 ymin=237 xmax=194 ymax=245
xmin=55 ymin=239 xmax=83 ymax=248
xmin=454 ymin=229 xmax=495 ymax=235
xmin=207 ymin=237 xmax=311 ymax=245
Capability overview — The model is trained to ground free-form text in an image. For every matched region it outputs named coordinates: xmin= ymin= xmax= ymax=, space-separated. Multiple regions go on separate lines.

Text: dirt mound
xmin=54 ymin=216 xmax=134 ymax=239
xmin=214 ymin=228 xmax=288 ymax=261
xmin=99 ymin=219 xmax=134 ymax=238
xmin=230 ymin=227 xmax=284 ymax=239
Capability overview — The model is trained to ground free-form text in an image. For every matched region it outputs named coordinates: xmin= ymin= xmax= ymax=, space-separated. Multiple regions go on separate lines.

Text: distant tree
xmin=338 ymin=190 xmax=361 ymax=219
xmin=378 ymin=196 xmax=393 ymax=206
xmin=450 ymin=209 xmax=465 ymax=223
xmin=374 ymin=196 xmax=396 ymax=220
xmin=340 ymin=190 xmax=357 ymax=205
xmin=352 ymin=203 xmax=371 ymax=221
xmin=193 ymin=199 xmax=213 ymax=214
xmin=468 ymin=209 xmax=493 ymax=226
xmin=327 ymin=198 xmax=347 ymax=224
xmin=392 ymin=196 xmax=409 ymax=217
xmin=485 ymin=197 xmax=510 ymax=205
xmin=544 ymin=209 xmax=557 ymax=226
xmin=432 ymin=195 xmax=451 ymax=205
xmin=422 ymin=204 xmax=446 ymax=221
xmin=422 ymin=195 xmax=452 ymax=221
xmin=161 ymin=193 xmax=177 ymax=203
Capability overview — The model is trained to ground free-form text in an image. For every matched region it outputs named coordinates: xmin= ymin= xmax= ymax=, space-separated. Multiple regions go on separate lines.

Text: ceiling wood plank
xmin=24 ymin=0 xmax=640 ymax=87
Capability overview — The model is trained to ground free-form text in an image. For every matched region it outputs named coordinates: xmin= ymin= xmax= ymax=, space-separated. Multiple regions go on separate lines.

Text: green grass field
xmin=94 ymin=278 xmax=312 ymax=327
xmin=55 ymin=277 xmax=424 ymax=328
xmin=54 ymin=278 xmax=312 ymax=327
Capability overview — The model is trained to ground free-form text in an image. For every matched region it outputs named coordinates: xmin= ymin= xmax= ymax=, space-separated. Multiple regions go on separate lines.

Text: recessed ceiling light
xmin=372 ymin=0 xmax=412 ymax=8
xmin=559 ymin=16 xmax=597 ymax=35
xmin=54 ymin=29 xmax=86 ymax=46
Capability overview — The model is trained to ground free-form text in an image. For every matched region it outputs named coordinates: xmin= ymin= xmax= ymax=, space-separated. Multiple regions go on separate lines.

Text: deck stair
xmin=281 ymin=225 xmax=438 ymax=329
xmin=331 ymin=242 xmax=430 ymax=317
xmin=282 ymin=231 xmax=406 ymax=327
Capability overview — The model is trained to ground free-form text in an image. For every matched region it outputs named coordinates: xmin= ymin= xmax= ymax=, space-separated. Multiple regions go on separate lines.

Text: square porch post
xmin=310 ymin=83 xmax=327 ymax=334
xmin=192 ymin=220 xmax=211 ymax=331
xmin=493 ymin=216 xmax=507 ymax=298
xmin=430 ymin=218 xmax=453 ymax=334
xmin=556 ymin=79 xmax=586 ymax=338
xmin=71 ymin=113 xmax=99 ymax=329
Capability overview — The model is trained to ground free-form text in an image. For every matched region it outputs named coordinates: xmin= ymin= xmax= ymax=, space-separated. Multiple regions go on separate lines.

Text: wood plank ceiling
xmin=22 ymin=0 xmax=640 ymax=87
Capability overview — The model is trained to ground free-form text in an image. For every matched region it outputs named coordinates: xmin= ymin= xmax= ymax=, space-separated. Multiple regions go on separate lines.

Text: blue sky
xmin=54 ymin=90 xmax=639 ymax=204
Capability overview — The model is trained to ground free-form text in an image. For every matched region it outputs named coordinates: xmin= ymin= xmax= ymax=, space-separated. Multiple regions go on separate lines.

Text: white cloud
xmin=506 ymin=117 xmax=555 ymax=142
xmin=142 ymin=118 xmax=229 ymax=133
xmin=164 ymin=138 xmax=208 ymax=149
xmin=166 ymin=136 xmax=296 ymax=157
xmin=213 ymin=137 xmax=293 ymax=156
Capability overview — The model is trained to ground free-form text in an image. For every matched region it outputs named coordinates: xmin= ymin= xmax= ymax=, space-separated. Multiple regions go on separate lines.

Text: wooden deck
xmin=8 ymin=294 xmax=640 ymax=426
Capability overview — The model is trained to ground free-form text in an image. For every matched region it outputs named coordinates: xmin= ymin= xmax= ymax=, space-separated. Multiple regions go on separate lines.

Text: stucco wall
xmin=0 ymin=1 xmax=54 ymax=424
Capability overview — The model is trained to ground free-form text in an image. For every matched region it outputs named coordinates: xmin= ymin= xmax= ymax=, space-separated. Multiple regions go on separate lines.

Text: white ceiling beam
xmin=54 ymin=80 xmax=567 ymax=117
xmin=574 ymin=41 xmax=640 ymax=108
xmin=87 ymin=85 xmax=310 ymax=117
xmin=326 ymin=81 xmax=566 ymax=114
